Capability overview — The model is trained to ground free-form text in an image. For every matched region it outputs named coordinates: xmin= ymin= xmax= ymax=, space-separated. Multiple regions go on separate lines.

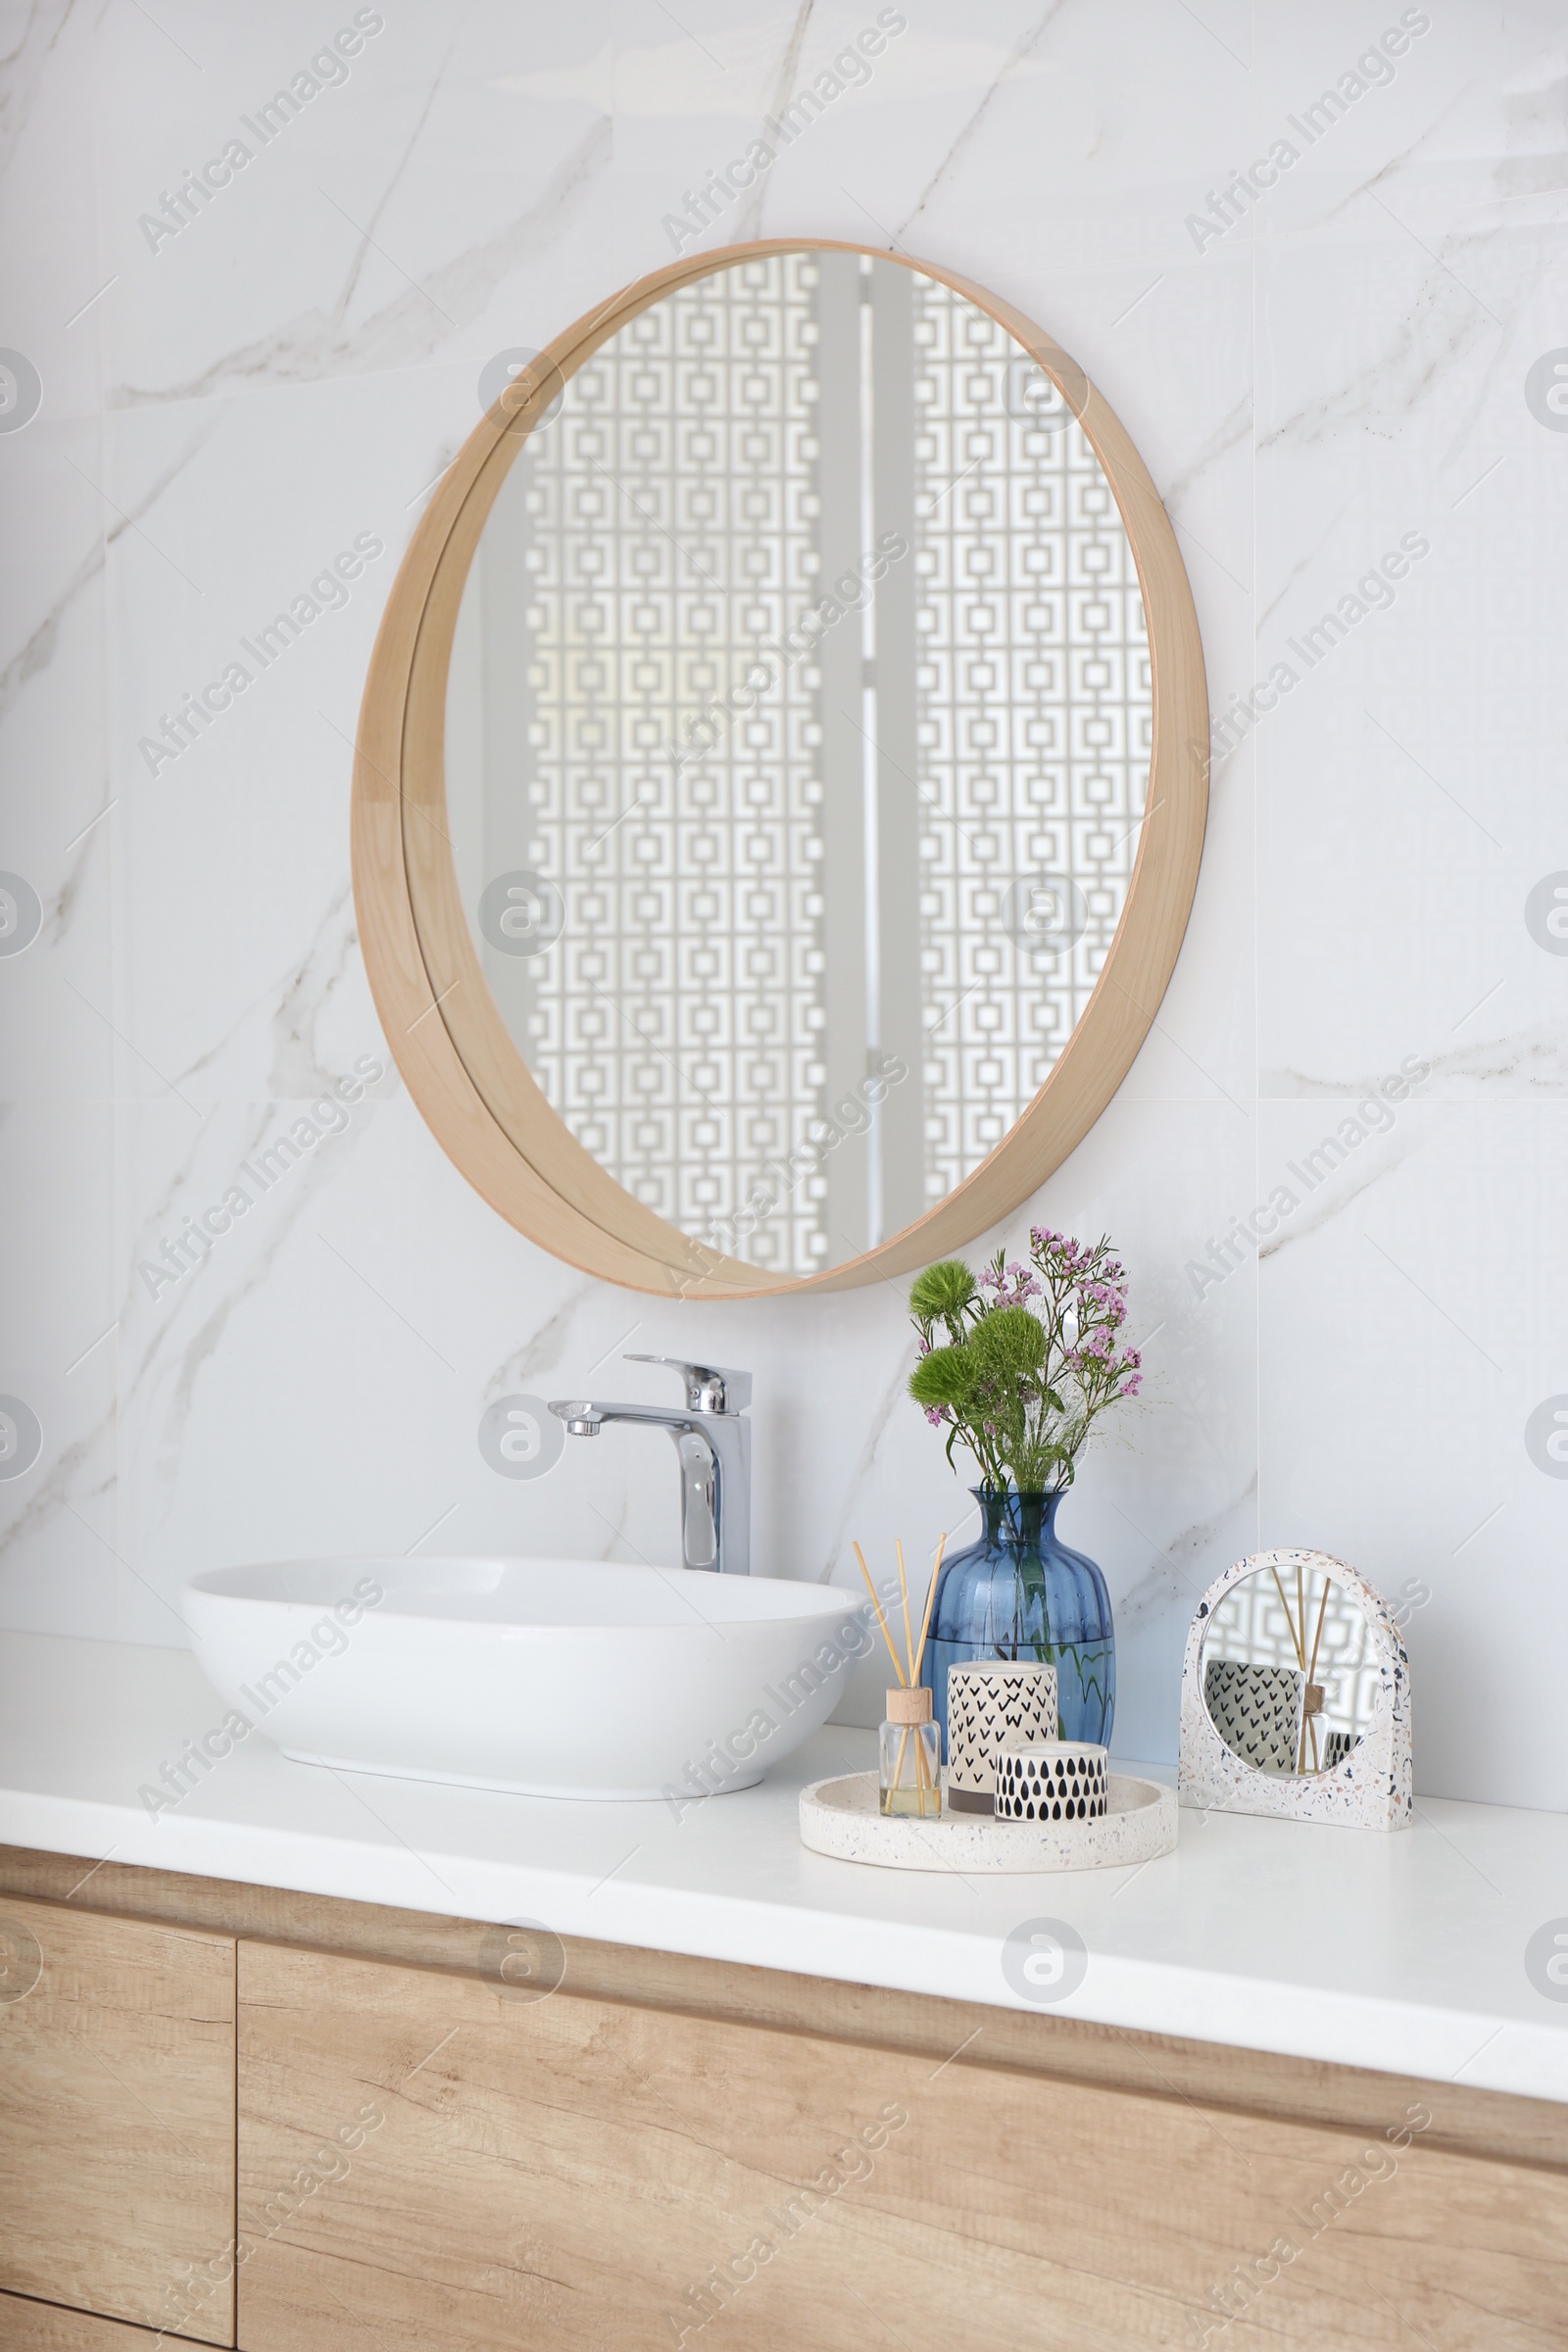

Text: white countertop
xmin=2 ymin=1630 xmax=1565 ymax=2105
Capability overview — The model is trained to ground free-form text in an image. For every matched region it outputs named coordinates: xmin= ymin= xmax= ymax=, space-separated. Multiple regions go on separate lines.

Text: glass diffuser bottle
xmin=855 ymin=1534 xmax=948 ymax=1822
xmin=880 ymin=1685 xmax=941 ymax=1818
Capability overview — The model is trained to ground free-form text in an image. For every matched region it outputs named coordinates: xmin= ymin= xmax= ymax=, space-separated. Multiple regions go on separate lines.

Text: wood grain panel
xmin=4 ymin=1844 xmax=1560 ymax=2176
xmin=0 ymin=2294 xmax=169 ymax=2349
xmin=0 ymin=1896 xmax=235 ymax=2346
xmin=236 ymin=1940 xmax=1565 ymax=2352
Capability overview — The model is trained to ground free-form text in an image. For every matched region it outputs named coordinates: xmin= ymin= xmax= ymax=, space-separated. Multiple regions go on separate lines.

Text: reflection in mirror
xmin=1200 ymin=1561 xmax=1382 ymax=1778
xmin=445 ymin=250 xmax=1152 ymax=1276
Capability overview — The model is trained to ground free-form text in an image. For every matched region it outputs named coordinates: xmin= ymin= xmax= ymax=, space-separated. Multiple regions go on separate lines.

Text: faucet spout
xmin=554 ymin=1402 xmax=604 ymax=1438
xmin=548 ymin=1361 xmax=752 ymax=1575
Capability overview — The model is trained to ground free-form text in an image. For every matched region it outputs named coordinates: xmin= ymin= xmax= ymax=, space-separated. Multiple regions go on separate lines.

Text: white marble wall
xmin=3 ymin=0 xmax=1565 ymax=1808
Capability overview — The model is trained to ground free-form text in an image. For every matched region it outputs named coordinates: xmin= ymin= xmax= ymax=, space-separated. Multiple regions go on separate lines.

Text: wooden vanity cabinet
xmin=0 ymin=2304 xmax=172 ymax=2350
xmin=0 ymin=1895 xmax=236 ymax=2345
xmin=233 ymin=1939 xmax=1568 ymax=2352
xmin=1 ymin=1847 xmax=1564 ymax=2352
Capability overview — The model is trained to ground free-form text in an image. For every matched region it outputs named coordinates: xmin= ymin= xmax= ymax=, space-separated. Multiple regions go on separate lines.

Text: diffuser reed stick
xmin=852 ymin=1542 xmax=906 ymax=1686
xmin=1301 ymin=1573 xmax=1332 ymax=1775
xmin=895 ymin=1540 xmax=915 ymax=1683
xmin=909 ymin=1533 xmax=946 ymax=1805
xmin=852 ymin=1535 xmax=947 ymax=1689
xmin=913 ymin=1531 xmax=945 ymax=1676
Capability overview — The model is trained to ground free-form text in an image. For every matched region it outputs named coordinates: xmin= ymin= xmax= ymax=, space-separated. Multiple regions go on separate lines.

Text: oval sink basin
xmin=184 ymin=1557 xmax=870 ymax=1800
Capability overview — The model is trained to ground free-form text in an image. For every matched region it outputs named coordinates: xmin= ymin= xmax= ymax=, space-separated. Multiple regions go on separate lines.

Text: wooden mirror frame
xmin=352 ymin=239 xmax=1209 ymax=1298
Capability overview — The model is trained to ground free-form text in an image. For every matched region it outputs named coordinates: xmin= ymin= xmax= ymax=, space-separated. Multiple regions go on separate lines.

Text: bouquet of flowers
xmin=907 ymin=1228 xmax=1142 ymax=1494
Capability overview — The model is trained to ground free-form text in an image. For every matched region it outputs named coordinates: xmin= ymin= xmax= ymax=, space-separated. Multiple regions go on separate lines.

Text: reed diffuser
xmin=854 ymin=1535 xmax=946 ymax=1819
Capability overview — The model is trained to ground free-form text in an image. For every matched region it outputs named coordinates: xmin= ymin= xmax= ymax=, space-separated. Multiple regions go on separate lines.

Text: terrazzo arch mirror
xmin=1178 ymin=1549 xmax=1413 ymax=1833
xmin=352 ymin=239 xmax=1208 ymax=1298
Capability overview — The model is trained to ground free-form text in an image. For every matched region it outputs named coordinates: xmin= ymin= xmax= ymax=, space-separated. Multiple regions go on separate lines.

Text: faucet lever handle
xmin=623 ymin=1354 xmax=752 ymax=1414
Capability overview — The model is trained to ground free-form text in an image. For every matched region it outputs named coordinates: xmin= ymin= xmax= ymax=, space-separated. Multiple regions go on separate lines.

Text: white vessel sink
xmin=184 ymin=1557 xmax=867 ymax=1800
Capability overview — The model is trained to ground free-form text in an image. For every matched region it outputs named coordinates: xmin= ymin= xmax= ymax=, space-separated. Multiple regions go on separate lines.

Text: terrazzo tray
xmin=799 ymin=1770 xmax=1178 ymax=1873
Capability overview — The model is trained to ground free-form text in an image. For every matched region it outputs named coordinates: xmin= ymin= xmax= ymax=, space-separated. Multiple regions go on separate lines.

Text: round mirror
xmin=1200 ymin=1558 xmax=1384 ymax=1778
xmin=354 ymin=241 xmax=1207 ymax=1297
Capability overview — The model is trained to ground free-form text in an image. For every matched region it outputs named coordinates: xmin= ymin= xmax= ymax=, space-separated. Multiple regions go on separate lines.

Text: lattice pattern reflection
xmin=912 ymin=279 xmax=1153 ymax=1201
xmin=1205 ymin=1574 xmax=1381 ymax=1751
xmin=514 ymin=256 xmax=830 ymax=1273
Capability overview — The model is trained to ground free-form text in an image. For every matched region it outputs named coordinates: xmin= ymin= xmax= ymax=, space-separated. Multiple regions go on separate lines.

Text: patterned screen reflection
xmin=1201 ymin=1567 xmax=1382 ymax=1777
xmin=446 ymin=253 xmax=1152 ymax=1275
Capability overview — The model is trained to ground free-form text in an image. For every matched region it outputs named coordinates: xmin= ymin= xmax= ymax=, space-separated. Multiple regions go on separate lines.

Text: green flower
xmin=965 ymin=1304 xmax=1047 ymax=1381
xmin=907 ymin=1344 xmax=976 ymax=1409
xmin=908 ymin=1260 xmax=976 ymax=1324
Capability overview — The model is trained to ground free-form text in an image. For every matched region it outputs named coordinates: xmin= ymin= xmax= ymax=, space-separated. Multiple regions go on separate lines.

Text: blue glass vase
xmin=921 ymin=1488 xmax=1115 ymax=1761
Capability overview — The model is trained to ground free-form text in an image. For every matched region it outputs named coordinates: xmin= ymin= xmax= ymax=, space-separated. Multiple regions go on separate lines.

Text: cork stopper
xmin=885 ymin=1686 xmax=933 ymax=1725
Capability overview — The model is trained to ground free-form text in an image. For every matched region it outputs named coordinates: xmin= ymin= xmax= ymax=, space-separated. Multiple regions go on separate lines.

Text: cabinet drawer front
xmin=236 ymin=1940 xmax=1565 ymax=2352
xmin=0 ymin=2292 xmax=172 ymax=2349
xmin=0 ymin=1897 xmax=234 ymax=2344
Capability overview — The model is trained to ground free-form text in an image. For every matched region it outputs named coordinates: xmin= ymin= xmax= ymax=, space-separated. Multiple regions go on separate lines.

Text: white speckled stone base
xmin=1178 ymin=1550 xmax=1414 ymax=1833
xmin=799 ymin=1771 xmax=1178 ymax=1873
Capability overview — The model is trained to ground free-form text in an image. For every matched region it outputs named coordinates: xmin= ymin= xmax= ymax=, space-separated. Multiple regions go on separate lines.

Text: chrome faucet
xmin=549 ymin=1355 xmax=752 ymax=1576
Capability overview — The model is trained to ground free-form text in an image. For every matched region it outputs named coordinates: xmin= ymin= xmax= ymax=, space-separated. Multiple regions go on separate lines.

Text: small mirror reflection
xmin=1200 ymin=1563 xmax=1381 ymax=1778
